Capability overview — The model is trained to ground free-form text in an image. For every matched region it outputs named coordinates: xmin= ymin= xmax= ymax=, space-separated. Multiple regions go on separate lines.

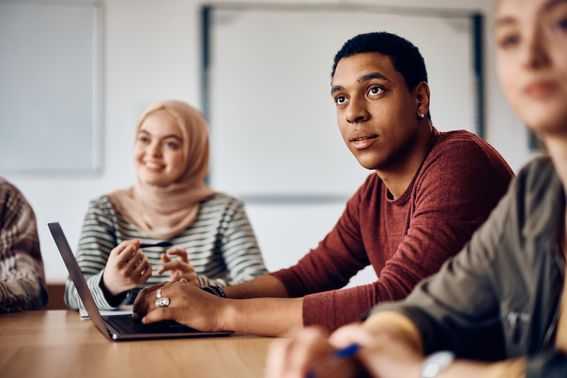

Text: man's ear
xmin=414 ymin=82 xmax=430 ymax=118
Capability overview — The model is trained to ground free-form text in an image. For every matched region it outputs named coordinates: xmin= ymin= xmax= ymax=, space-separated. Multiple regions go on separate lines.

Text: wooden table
xmin=0 ymin=310 xmax=274 ymax=378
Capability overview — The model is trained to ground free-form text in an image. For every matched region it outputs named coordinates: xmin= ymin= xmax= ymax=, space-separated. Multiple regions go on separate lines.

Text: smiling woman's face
xmin=495 ymin=0 xmax=567 ymax=136
xmin=134 ymin=111 xmax=186 ymax=187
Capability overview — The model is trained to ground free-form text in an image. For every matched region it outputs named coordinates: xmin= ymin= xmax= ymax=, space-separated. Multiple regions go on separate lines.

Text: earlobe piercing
xmin=418 ymin=113 xmax=425 ymax=119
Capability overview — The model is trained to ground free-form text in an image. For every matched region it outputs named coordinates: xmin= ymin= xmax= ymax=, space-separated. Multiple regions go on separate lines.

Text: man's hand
xmin=102 ymin=240 xmax=152 ymax=296
xmin=266 ymin=323 xmax=423 ymax=378
xmin=132 ymin=280 xmax=226 ymax=331
xmin=157 ymin=248 xmax=198 ymax=284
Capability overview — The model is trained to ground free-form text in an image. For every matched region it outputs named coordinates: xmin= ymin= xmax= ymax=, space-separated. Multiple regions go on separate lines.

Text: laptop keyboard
xmin=104 ymin=314 xmax=198 ymax=334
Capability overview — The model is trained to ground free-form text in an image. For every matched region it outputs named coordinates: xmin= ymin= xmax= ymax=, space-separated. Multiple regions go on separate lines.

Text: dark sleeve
xmin=526 ymin=349 xmax=567 ymax=378
xmin=369 ymin=177 xmax=517 ymax=360
xmin=277 ymin=141 xmax=513 ymax=332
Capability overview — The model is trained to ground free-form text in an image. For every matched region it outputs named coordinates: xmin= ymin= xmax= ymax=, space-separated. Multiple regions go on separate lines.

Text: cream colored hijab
xmin=109 ymin=100 xmax=215 ymax=240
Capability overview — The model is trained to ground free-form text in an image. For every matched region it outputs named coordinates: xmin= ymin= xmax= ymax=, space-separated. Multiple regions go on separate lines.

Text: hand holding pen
xmin=306 ymin=342 xmax=367 ymax=378
xmin=265 ymin=326 xmax=367 ymax=378
xmin=266 ymin=322 xmax=422 ymax=378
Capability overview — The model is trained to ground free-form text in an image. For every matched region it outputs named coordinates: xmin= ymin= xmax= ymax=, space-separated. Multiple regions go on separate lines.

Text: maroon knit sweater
xmin=271 ymin=129 xmax=514 ymax=331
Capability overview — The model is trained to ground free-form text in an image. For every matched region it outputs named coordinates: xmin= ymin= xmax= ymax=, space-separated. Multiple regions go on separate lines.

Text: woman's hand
xmin=158 ymin=248 xmax=198 ymax=284
xmin=266 ymin=323 xmax=423 ymax=378
xmin=132 ymin=280 xmax=226 ymax=331
xmin=102 ymin=239 xmax=152 ymax=296
xmin=329 ymin=323 xmax=423 ymax=378
xmin=266 ymin=327 xmax=360 ymax=378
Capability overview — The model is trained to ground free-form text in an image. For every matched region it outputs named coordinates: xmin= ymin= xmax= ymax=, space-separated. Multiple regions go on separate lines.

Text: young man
xmin=132 ymin=32 xmax=513 ymax=337
xmin=0 ymin=178 xmax=47 ymax=313
xmin=266 ymin=0 xmax=567 ymax=376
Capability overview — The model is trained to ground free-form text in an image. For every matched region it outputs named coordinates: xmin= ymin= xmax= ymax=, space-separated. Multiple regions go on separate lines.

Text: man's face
xmin=331 ymin=52 xmax=421 ymax=171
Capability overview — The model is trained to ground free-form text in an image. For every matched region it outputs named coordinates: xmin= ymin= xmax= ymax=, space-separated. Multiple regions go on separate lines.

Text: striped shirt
xmin=65 ymin=192 xmax=267 ymax=310
xmin=0 ymin=178 xmax=47 ymax=313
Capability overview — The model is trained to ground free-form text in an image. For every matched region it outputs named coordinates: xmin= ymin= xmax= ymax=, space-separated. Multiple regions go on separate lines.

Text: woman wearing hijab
xmin=65 ymin=100 xmax=267 ymax=310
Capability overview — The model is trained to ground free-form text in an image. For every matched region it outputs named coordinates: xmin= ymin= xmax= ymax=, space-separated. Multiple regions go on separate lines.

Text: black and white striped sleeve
xmin=64 ymin=197 xmax=119 ymax=310
xmin=216 ymin=198 xmax=267 ymax=286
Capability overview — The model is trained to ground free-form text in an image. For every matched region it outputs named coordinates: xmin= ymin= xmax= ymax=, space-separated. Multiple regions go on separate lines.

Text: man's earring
xmin=418 ymin=113 xmax=425 ymax=119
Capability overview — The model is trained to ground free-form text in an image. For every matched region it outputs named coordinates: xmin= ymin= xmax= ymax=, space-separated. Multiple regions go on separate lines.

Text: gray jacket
xmin=372 ymin=156 xmax=567 ymax=377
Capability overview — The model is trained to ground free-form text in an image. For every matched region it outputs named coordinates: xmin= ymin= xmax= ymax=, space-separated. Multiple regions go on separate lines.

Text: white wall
xmin=2 ymin=0 xmax=533 ymax=285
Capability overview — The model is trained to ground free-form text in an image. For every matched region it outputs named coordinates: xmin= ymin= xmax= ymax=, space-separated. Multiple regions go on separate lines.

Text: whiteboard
xmin=206 ymin=5 xmax=481 ymax=198
xmin=0 ymin=0 xmax=102 ymax=171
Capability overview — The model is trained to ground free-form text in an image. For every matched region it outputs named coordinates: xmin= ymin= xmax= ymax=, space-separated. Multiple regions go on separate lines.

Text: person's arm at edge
xmin=0 ymin=277 xmax=47 ymax=313
xmin=0 ymin=182 xmax=47 ymax=313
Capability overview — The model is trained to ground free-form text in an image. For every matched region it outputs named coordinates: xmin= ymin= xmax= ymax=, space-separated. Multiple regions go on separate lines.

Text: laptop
xmin=49 ymin=222 xmax=233 ymax=341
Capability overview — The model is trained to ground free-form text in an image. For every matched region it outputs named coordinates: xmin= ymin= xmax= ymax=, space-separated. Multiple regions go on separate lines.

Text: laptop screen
xmin=48 ymin=222 xmax=112 ymax=340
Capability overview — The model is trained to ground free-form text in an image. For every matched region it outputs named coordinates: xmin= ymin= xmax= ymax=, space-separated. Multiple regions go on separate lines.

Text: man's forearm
xmin=220 ymin=296 xmax=303 ymax=336
xmin=223 ymin=274 xmax=289 ymax=299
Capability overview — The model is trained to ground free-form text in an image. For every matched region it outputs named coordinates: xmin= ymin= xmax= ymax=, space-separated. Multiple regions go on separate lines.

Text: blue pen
xmin=306 ymin=343 xmax=360 ymax=378
xmin=334 ymin=343 xmax=360 ymax=359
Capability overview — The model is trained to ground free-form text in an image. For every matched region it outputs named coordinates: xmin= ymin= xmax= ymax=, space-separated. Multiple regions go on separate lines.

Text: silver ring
xmin=155 ymin=288 xmax=170 ymax=308
xmin=155 ymin=297 xmax=170 ymax=308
